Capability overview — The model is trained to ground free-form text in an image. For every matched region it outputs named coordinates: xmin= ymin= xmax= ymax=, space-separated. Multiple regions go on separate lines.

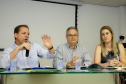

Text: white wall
xmin=78 ymin=4 xmax=125 ymax=61
xmin=0 ymin=0 xmax=75 ymax=49
xmin=118 ymin=6 xmax=126 ymax=43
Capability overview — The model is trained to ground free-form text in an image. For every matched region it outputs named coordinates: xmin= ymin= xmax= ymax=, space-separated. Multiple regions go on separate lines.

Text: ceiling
xmin=42 ymin=0 xmax=126 ymax=7
xmin=75 ymin=0 xmax=126 ymax=7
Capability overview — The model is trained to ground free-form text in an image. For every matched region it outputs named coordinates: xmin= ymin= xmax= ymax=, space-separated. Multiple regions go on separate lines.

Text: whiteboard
xmin=0 ymin=0 xmax=75 ymax=50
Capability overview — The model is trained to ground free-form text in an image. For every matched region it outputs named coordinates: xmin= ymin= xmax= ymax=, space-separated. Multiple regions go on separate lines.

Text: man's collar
xmin=66 ymin=43 xmax=78 ymax=49
xmin=13 ymin=41 xmax=18 ymax=47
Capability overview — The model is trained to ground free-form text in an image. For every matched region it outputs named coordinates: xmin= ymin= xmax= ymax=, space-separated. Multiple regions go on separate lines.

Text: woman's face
xmin=101 ymin=29 xmax=113 ymax=43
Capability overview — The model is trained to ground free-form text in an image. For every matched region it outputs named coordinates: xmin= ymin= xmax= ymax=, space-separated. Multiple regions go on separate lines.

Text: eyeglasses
xmin=67 ymin=34 xmax=78 ymax=37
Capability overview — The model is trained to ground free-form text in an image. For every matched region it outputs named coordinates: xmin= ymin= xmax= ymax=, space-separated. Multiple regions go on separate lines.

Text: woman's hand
xmin=109 ymin=58 xmax=122 ymax=67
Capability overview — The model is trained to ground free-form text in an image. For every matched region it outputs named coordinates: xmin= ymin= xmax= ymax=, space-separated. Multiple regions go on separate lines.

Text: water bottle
xmin=10 ymin=59 xmax=17 ymax=72
xmin=57 ymin=60 xmax=63 ymax=70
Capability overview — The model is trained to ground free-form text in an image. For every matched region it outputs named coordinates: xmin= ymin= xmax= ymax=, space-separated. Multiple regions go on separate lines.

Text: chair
xmin=120 ymin=73 xmax=126 ymax=84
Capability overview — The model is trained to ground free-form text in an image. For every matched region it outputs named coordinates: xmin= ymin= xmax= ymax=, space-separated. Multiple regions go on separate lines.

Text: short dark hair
xmin=66 ymin=27 xmax=78 ymax=35
xmin=14 ymin=25 xmax=29 ymax=34
xmin=14 ymin=25 xmax=29 ymax=40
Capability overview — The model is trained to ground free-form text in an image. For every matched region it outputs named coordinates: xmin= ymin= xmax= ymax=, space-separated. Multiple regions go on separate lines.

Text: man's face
xmin=66 ymin=29 xmax=79 ymax=46
xmin=14 ymin=27 xmax=29 ymax=45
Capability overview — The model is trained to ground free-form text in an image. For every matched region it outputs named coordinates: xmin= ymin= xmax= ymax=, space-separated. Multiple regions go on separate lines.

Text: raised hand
xmin=41 ymin=34 xmax=53 ymax=49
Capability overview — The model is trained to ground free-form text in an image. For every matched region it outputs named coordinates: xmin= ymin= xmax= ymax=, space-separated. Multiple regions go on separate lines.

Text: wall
xmin=118 ymin=6 xmax=126 ymax=43
xmin=0 ymin=0 xmax=75 ymax=49
xmin=78 ymin=4 xmax=126 ymax=61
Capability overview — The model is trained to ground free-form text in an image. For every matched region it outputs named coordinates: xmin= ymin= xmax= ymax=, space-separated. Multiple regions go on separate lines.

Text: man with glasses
xmin=54 ymin=27 xmax=92 ymax=68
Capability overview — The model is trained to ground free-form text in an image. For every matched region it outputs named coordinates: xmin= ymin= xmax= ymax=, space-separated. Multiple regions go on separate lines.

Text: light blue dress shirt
xmin=1 ymin=42 xmax=55 ymax=68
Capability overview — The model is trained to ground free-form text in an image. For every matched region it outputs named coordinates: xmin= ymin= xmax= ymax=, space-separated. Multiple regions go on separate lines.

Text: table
xmin=0 ymin=68 xmax=126 ymax=84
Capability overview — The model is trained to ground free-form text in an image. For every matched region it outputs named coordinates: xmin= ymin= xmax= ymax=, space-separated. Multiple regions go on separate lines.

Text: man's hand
xmin=66 ymin=56 xmax=80 ymax=67
xmin=41 ymin=34 xmax=53 ymax=49
xmin=18 ymin=43 xmax=31 ymax=50
xmin=10 ymin=42 xmax=31 ymax=60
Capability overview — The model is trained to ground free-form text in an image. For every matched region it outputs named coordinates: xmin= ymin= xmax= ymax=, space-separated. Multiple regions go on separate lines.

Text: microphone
xmin=26 ymin=41 xmax=30 ymax=57
xmin=26 ymin=49 xmax=29 ymax=57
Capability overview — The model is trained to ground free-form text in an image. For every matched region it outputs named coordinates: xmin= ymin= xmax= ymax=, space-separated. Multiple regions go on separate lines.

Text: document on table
xmin=25 ymin=67 xmax=57 ymax=72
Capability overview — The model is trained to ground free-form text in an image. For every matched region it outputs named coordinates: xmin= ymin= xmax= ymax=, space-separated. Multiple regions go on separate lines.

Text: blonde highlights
xmin=100 ymin=26 xmax=118 ymax=57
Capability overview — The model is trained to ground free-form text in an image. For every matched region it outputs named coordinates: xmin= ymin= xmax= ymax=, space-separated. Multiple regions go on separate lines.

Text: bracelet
xmin=48 ymin=46 xmax=53 ymax=50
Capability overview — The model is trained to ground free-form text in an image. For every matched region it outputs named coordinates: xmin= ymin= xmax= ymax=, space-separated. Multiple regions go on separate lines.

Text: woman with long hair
xmin=94 ymin=26 xmax=126 ymax=67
